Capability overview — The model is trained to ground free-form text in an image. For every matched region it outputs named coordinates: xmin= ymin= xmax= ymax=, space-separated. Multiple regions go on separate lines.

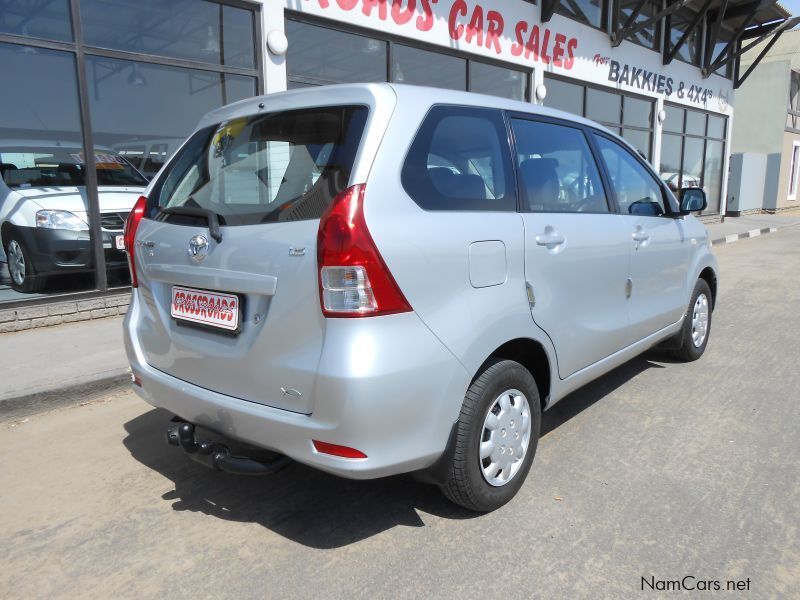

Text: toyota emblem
xmin=188 ymin=234 xmax=209 ymax=263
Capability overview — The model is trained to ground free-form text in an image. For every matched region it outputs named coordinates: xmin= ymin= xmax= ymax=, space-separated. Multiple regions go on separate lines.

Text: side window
xmin=594 ymin=134 xmax=666 ymax=217
xmin=510 ymin=119 xmax=609 ymax=214
xmin=401 ymin=106 xmax=515 ymax=211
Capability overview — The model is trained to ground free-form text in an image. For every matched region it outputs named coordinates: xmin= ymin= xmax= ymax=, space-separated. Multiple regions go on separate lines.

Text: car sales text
xmin=607 ymin=59 xmax=713 ymax=103
xmin=305 ymin=0 xmax=579 ymax=69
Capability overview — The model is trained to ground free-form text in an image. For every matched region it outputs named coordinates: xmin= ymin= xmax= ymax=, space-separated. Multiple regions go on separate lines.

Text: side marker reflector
xmin=312 ymin=440 xmax=367 ymax=459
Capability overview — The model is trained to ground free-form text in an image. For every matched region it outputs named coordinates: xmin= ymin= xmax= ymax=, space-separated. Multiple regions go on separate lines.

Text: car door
xmin=510 ymin=116 xmax=632 ymax=379
xmin=591 ymin=132 xmax=689 ymax=342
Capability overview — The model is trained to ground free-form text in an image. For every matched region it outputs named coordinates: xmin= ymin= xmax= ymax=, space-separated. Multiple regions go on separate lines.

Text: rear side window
xmin=401 ymin=106 xmax=515 ymax=211
xmin=510 ymin=119 xmax=609 ymax=214
xmin=150 ymin=105 xmax=368 ymax=224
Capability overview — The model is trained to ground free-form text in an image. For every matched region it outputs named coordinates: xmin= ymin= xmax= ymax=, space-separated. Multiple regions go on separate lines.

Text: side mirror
xmin=629 ymin=200 xmax=664 ymax=217
xmin=679 ymin=188 xmax=707 ymax=214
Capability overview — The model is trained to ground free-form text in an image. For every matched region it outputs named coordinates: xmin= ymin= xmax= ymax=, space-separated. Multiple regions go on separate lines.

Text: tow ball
xmin=166 ymin=421 xmax=290 ymax=476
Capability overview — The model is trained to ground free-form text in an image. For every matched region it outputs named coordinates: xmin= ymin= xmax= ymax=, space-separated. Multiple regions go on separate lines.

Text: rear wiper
xmin=159 ymin=206 xmax=223 ymax=243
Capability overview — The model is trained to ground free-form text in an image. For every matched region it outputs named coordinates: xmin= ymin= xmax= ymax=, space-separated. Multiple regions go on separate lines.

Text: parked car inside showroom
xmin=123 ymin=84 xmax=717 ymax=512
xmin=661 ymin=171 xmax=701 ymax=192
xmin=0 ymin=143 xmax=148 ymax=292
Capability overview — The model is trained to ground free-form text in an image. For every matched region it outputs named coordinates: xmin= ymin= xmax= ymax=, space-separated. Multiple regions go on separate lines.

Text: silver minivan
xmin=123 ymin=84 xmax=717 ymax=512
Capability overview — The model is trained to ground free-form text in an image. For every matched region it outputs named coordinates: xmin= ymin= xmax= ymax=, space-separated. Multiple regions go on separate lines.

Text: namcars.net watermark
xmin=642 ymin=576 xmax=752 ymax=592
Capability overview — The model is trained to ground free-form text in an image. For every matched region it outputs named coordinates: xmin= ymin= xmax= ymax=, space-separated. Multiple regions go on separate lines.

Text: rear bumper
xmin=124 ymin=292 xmax=470 ymax=479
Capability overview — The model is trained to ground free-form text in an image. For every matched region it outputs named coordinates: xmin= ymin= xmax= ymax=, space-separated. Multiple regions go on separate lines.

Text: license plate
xmin=115 ymin=235 xmax=125 ymax=250
xmin=171 ymin=286 xmax=240 ymax=331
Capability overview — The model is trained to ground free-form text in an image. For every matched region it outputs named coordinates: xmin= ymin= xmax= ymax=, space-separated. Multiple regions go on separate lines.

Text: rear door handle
xmin=632 ymin=230 xmax=650 ymax=242
xmin=535 ymin=232 xmax=565 ymax=246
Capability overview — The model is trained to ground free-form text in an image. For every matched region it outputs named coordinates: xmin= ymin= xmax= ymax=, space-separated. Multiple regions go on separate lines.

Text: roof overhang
xmin=540 ymin=0 xmax=795 ymax=88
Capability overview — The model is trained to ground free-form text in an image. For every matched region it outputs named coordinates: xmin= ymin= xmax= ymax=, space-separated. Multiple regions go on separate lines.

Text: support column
xmin=652 ymin=97 xmax=664 ymax=173
xmin=262 ymin=1 xmax=288 ymax=94
xmin=533 ymin=68 xmax=545 ymax=106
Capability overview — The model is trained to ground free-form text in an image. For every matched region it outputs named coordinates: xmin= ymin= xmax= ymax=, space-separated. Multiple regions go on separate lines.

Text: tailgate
xmin=134 ymin=218 xmax=322 ymax=414
xmin=129 ymin=103 xmax=373 ymax=414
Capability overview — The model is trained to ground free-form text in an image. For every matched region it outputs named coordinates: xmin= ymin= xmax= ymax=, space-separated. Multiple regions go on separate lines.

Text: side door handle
xmin=632 ymin=229 xmax=650 ymax=243
xmin=535 ymin=231 xmax=566 ymax=247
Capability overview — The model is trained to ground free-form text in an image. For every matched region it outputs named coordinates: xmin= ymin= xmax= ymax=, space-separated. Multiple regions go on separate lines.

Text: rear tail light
xmin=317 ymin=184 xmax=411 ymax=317
xmin=312 ymin=440 xmax=367 ymax=459
xmin=123 ymin=196 xmax=147 ymax=288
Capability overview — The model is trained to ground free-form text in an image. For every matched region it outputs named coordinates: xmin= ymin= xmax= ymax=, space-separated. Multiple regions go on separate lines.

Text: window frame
xmin=0 ymin=0 xmax=263 ymax=304
xmin=285 ymin=13 xmax=531 ymax=102
xmin=660 ymin=102 xmax=728 ymax=215
xmin=590 ymin=129 xmax=677 ymax=217
xmin=788 ymin=141 xmax=800 ymax=201
xmin=400 ymin=105 xmax=517 ymax=213
xmin=543 ymin=73 xmax=655 ymax=160
xmin=506 ymin=112 xmax=615 ymax=215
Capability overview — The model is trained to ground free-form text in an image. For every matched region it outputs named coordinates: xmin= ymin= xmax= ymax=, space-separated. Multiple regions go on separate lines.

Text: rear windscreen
xmin=149 ymin=105 xmax=368 ymax=225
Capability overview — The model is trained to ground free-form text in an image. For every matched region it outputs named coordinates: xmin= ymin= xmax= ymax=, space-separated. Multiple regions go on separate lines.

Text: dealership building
xmin=0 ymin=0 xmax=794 ymax=319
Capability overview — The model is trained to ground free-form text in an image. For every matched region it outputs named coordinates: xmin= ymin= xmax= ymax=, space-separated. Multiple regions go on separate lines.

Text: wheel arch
xmin=477 ymin=338 xmax=553 ymax=410
xmin=698 ymin=266 xmax=718 ymax=310
xmin=0 ymin=220 xmax=14 ymax=251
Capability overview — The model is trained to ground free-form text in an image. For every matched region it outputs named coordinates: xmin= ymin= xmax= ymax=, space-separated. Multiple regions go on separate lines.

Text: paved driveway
xmin=2 ymin=227 xmax=799 ymax=599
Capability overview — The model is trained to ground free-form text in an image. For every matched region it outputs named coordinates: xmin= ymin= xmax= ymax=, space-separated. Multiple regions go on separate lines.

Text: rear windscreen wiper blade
xmin=159 ymin=206 xmax=223 ymax=243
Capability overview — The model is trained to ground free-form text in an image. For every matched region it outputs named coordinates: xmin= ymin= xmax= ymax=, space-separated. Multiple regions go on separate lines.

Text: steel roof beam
xmin=734 ymin=24 xmax=786 ymax=87
xmin=704 ymin=0 xmax=729 ymax=68
xmin=541 ymin=0 xmax=560 ymax=22
xmin=707 ymin=0 xmax=778 ymax=22
xmin=664 ymin=0 xmax=713 ymax=64
xmin=708 ymin=14 xmax=800 ymax=74
xmin=612 ymin=0 xmax=692 ymax=47
xmin=702 ymin=10 xmax=756 ymax=76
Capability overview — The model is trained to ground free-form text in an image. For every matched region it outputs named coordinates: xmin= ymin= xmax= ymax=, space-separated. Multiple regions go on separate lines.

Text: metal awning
xmin=540 ymin=0 xmax=795 ymax=88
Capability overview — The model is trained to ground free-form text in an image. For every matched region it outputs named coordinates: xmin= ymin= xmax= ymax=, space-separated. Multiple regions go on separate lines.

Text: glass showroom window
xmin=659 ymin=104 xmax=727 ymax=214
xmin=286 ymin=20 xmax=387 ymax=87
xmin=469 ymin=61 xmax=528 ymax=101
xmin=393 ymin=45 xmax=466 ymax=90
xmin=617 ymin=0 xmax=660 ymax=51
xmin=286 ymin=18 xmax=529 ymax=100
xmin=667 ymin=9 xmax=702 ymax=66
xmin=543 ymin=77 xmax=584 ymax=116
xmin=0 ymin=0 xmax=261 ymax=305
xmin=0 ymin=43 xmax=100 ymax=302
xmin=0 ymin=0 xmax=73 ymax=41
xmin=544 ymin=76 xmax=654 ymax=159
xmin=556 ymin=0 xmax=604 ymax=30
xmin=80 ymin=0 xmax=255 ymax=68
xmin=706 ymin=25 xmax=735 ymax=79
xmin=787 ymin=143 xmax=800 ymax=201
xmin=787 ymin=71 xmax=800 ymax=133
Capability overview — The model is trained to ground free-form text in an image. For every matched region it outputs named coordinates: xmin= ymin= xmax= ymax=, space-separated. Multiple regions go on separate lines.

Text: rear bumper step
xmin=166 ymin=421 xmax=290 ymax=476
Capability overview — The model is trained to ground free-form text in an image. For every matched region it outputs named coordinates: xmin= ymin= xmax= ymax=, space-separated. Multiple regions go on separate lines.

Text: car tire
xmin=670 ymin=279 xmax=712 ymax=362
xmin=440 ymin=359 xmax=541 ymax=512
xmin=5 ymin=234 xmax=46 ymax=293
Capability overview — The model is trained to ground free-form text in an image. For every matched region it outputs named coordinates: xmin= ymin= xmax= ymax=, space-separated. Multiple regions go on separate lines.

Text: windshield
xmin=0 ymin=147 xmax=148 ymax=189
xmin=151 ymin=105 xmax=368 ymax=225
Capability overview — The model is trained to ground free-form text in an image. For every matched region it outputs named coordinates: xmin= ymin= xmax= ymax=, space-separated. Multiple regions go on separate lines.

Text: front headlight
xmin=35 ymin=210 xmax=89 ymax=231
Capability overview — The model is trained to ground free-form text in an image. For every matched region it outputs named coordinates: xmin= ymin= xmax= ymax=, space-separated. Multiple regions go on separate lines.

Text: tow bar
xmin=166 ymin=421 xmax=290 ymax=476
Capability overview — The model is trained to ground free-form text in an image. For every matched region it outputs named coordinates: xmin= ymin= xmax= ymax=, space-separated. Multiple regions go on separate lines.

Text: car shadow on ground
xmin=122 ymin=349 xmax=672 ymax=549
